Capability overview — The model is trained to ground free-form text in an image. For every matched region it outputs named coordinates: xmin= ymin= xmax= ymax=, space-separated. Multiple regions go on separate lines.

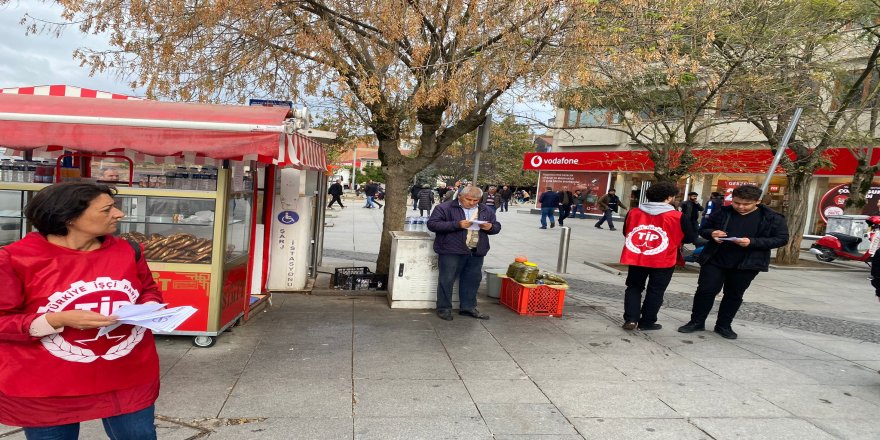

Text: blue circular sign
xmin=277 ymin=210 xmax=299 ymax=225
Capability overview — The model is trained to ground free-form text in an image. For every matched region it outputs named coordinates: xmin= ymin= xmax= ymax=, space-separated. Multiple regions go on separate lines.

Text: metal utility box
xmin=387 ymin=231 xmax=458 ymax=309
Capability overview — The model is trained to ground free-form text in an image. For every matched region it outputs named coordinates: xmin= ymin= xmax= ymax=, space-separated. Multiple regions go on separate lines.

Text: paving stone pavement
xmin=3 ymin=198 xmax=879 ymax=439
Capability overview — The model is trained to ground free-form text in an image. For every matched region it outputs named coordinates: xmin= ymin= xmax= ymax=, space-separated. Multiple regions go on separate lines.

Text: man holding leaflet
xmin=428 ymin=186 xmax=501 ymax=321
xmin=678 ymin=185 xmax=789 ymax=339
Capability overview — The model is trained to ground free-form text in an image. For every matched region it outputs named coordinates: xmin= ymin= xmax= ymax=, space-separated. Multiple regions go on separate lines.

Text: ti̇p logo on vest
xmin=624 ymin=225 xmax=670 ymax=256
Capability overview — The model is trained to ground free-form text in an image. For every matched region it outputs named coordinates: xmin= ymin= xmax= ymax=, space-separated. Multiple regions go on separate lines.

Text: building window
xmin=564 ymin=108 xmax=618 ymax=127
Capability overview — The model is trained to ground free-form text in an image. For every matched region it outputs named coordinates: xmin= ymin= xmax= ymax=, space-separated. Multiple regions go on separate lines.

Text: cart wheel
xmin=192 ymin=336 xmax=216 ymax=348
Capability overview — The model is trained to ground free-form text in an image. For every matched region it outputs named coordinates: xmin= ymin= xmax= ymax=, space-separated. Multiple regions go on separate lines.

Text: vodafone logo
xmin=529 ymin=155 xmax=580 ymax=168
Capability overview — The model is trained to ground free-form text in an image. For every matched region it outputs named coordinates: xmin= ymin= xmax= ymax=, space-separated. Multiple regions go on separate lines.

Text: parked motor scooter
xmin=809 ymin=216 xmax=880 ymax=264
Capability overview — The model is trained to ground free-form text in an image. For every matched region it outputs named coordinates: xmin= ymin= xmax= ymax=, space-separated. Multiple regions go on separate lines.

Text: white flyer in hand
xmin=467 ymin=220 xmax=487 ymax=231
xmin=97 ymin=303 xmax=198 ymax=337
xmin=718 ymin=237 xmax=741 ymax=241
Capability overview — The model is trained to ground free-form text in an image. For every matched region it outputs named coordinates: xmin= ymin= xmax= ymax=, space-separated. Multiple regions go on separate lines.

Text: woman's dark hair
xmin=25 ymin=182 xmax=117 ymax=236
xmin=645 ymin=181 xmax=679 ymax=202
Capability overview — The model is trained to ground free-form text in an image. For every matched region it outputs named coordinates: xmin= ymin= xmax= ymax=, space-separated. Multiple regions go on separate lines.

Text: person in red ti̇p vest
xmin=0 ymin=182 xmax=163 ymax=439
xmin=619 ymin=181 xmax=696 ymax=331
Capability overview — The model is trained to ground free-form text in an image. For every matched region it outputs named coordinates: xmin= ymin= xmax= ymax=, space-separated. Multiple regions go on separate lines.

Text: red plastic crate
xmin=500 ymin=277 xmax=566 ymax=317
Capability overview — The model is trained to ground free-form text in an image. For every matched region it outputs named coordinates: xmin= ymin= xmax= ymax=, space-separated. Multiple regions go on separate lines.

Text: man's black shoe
xmin=595 ymin=225 xmax=603 ymax=229
xmin=550 ymin=222 xmax=555 ymax=228
xmin=437 ymin=309 xmax=453 ymax=321
xmin=609 ymin=228 xmax=617 ymax=231
xmin=714 ymin=325 xmax=738 ymax=339
xmin=559 ymin=220 xmax=564 ymax=226
xmin=459 ymin=309 xmax=490 ymax=320
xmin=539 ymin=226 xmax=547 ymax=229
xmin=638 ymin=323 xmax=662 ymax=331
xmin=677 ymin=321 xmax=705 ymax=333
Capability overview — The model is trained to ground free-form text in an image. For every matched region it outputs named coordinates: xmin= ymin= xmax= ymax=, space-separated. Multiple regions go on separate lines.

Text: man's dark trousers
xmin=558 ymin=205 xmax=571 ymax=225
xmin=500 ymin=199 xmax=509 ymax=212
xmin=690 ymin=263 xmax=759 ymax=327
xmin=595 ymin=209 xmax=615 ymax=229
xmin=624 ymin=265 xmax=674 ymax=326
xmin=328 ymin=195 xmax=344 ymax=208
xmin=437 ymin=253 xmax=484 ymax=311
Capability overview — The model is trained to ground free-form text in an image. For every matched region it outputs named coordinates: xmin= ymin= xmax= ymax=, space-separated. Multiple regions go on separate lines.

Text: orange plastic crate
xmin=500 ymin=277 xmax=566 ymax=317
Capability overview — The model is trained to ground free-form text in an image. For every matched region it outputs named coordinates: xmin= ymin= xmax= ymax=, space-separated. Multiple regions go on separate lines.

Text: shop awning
xmin=0 ymin=85 xmax=327 ymax=170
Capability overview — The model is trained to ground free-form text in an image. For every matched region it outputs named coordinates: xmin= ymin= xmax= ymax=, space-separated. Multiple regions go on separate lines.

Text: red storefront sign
xmin=523 ymin=149 xmax=880 ymax=176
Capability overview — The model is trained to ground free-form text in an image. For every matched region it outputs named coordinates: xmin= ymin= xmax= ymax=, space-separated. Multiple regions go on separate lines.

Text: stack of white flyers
xmin=96 ymin=303 xmax=198 ymax=337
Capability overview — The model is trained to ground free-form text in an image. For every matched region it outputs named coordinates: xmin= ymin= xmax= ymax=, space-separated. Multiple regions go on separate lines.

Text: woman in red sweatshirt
xmin=0 ymin=182 xmax=162 ymax=440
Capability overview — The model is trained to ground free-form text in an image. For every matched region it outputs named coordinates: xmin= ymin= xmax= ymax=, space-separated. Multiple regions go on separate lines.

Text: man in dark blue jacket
xmin=428 ymin=186 xmax=502 ymax=321
xmin=538 ymin=187 xmax=560 ymax=229
xmin=678 ymin=185 xmax=789 ymax=339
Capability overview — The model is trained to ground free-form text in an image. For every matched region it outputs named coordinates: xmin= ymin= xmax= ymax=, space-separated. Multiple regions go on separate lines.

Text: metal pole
xmin=313 ymin=173 xmax=328 ymax=270
xmin=351 ymin=146 xmax=357 ymax=191
xmin=557 ymin=226 xmax=571 ymax=273
xmin=472 ymin=149 xmax=481 ymax=184
xmin=760 ymin=107 xmax=803 ymax=195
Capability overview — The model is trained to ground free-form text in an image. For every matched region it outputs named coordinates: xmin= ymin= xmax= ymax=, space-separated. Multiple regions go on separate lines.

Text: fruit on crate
xmin=538 ymin=271 xmax=567 ymax=285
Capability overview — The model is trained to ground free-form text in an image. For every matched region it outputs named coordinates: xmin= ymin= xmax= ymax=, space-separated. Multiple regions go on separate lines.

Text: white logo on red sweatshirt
xmin=38 ymin=278 xmax=145 ymax=363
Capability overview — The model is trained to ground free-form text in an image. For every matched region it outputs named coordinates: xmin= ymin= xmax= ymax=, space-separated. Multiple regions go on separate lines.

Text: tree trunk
xmin=844 ymin=157 xmax=876 ymax=214
xmin=775 ymin=171 xmax=812 ymax=264
xmin=374 ymin=165 xmax=418 ymax=275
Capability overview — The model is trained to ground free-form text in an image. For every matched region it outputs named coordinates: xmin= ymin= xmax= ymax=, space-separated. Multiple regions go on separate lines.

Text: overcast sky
xmin=0 ymin=2 xmax=143 ymax=95
xmin=0 ymin=2 xmax=554 ymax=128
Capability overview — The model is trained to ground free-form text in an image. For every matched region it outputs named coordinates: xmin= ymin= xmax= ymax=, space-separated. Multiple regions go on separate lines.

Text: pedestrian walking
xmin=680 ymin=191 xmax=703 ymax=232
xmin=363 ymin=180 xmax=382 ymax=208
xmin=557 ymin=186 xmax=574 ymax=226
xmin=0 ymin=182 xmax=164 ymax=439
xmin=572 ymin=189 xmax=587 ymax=218
xmin=595 ymin=188 xmax=627 ymax=230
xmin=499 ymin=185 xmax=512 ymax=212
xmin=442 ymin=181 xmax=462 ymax=202
xmin=678 ymin=185 xmax=789 ymax=339
xmin=869 ymin=199 xmax=880 ymax=303
xmin=619 ymin=182 xmax=696 ymax=331
xmin=427 ymin=186 xmax=501 ymax=321
xmin=700 ymin=192 xmax=724 ymax=228
xmin=481 ymin=186 xmax=499 ymax=212
xmin=327 ymin=179 xmax=345 ymax=209
xmin=417 ymin=184 xmax=435 ymax=216
xmin=538 ymin=187 xmax=560 ymax=229
xmin=410 ymin=184 xmax=422 ymax=211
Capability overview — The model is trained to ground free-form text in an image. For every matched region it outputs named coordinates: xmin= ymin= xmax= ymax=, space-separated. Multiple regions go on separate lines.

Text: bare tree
xmin=16 ymin=0 xmax=629 ymax=274
xmin=732 ymin=0 xmax=880 ymax=263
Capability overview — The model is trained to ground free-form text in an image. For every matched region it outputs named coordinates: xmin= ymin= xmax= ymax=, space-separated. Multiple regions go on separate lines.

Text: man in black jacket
xmin=680 ymin=191 xmax=703 ymax=231
xmin=327 ymin=179 xmax=345 ymax=209
xmin=499 ymin=185 xmax=513 ymax=212
xmin=678 ymin=185 xmax=789 ymax=339
xmin=556 ymin=186 xmax=575 ymax=226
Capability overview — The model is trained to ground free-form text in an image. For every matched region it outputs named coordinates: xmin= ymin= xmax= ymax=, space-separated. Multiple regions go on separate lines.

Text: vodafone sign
xmin=523 ymin=153 xmax=584 ymax=170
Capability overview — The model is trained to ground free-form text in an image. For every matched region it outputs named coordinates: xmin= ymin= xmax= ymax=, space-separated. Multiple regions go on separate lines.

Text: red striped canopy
xmin=0 ymin=85 xmax=327 ymax=171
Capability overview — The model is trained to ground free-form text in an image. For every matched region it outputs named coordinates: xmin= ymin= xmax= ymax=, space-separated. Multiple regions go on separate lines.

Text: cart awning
xmin=0 ymin=86 xmax=327 ymax=170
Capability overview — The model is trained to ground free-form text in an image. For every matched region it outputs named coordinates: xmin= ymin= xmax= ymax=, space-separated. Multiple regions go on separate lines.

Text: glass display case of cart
xmin=0 ymin=189 xmax=24 ymax=247
xmin=115 ymin=195 xmax=218 ymax=264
